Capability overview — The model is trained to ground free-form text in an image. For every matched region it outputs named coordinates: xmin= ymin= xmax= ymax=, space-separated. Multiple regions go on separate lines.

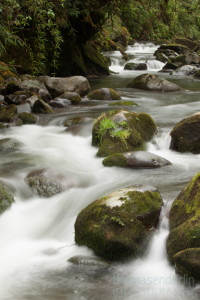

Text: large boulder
xmin=58 ymin=91 xmax=81 ymax=104
xmin=0 ymin=182 xmax=14 ymax=214
xmin=32 ymin=99 xmax=54 ymax=114
xmin=87 ymin=88 xmax=121 ymax=101
xmin=157 ymin=44 xmax=192 ymax=55
xmin=174 ymin=248 xmax=200 ymax=279
xmin=175 ymin=38 xmax=198 ymax=50
xmin=102 ymin=151 xmax=171 ymax=168
xmin=170 ymin=112 xmax=200 ymax=154
xmin=18 ymin=112 xmax=37 ymax=124
xmin=19 ymin=77 xmax=51 ymax=101
xmin=39 ymin=76 xmax=91 ymax=98
xmin=166 ymin=172 xmax=200 ymax=279
xmin=127 ymin=74 xmax=182 ymax=92
xmin=171 ymin=53 xmax=200 ymax=66
xmin=68 ymin=255 xmax=110 ymax=270
xmin=75 ymin=186 xmax=163 ymax=260
xmin=92 ymin=109 xmax=157 ymax=157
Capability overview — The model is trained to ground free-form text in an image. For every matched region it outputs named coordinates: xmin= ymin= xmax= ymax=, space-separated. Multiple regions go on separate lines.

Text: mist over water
xmin=0 ymin=43 xmax=200 ymax=299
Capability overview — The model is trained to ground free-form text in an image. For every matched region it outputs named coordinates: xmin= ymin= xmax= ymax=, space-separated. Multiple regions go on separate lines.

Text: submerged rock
xmin=127 ymin=74 xmax=182 ymax=92
xmin=0 ymin=182 xmax=14 ymax=214
xmin=170 ymin=112 xmax=200 ymax=154
xmin=0 ymin=138 xmax=23 ymax=152
xmin=87 ymin=88 xmax=121 ymax=101
xmin=92 ymin=109 xmax=157 ymax=157
xmin=167 ymin=172 xmax=200 ymax=279
xmin=25 ymin=169 xmax=64 ymax=198
xmin=103 ymin=151 xmax=171 ymax=169
xmin=68 ymin=255 xmax=110 ymax=270
xmin=18 ymin=112 xmax=37 ymax=124
xmin=75 ymin=186 xmax=163 ymax=260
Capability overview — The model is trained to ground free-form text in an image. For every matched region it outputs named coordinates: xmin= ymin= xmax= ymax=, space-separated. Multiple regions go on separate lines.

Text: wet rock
xmin=0 ymin=182 xmax=14 ymax=214
xmin=26 ymin=95 xmax=39 ymax=107
xmin=103 ymin=151 xmax=171 ymax=169
xmin=68 ymin=256 xmax=110 ymax=270
xmin=171 ymin=53 xmax=200 ymax=66
xmin=92 ymin=109 xmax=157 ymax=157
xmin=75 ymin=185 xmax=163 ymax=260
xmin=0 ymin=138 xmax=23 ymax=152
xmin=157 ymin=44 xmax=192 ymax=55
xmin=174 ymin=248 xmax=200 ymax=280
xmin=59 ymin=91 xmax=81 ymax=104
xmin=39 ymin=76 xmax=91 ymax=98
xmin=167 ymin=171 xmax=200 ymax=275
xmin=170 ymin=112 xmax=200 ymax=154
xmin=154 ymin=48 xmax=178 ymax=58
xmin=5 ymin=93 xmax=27 ymax=105
xmin=127 ymin=74 xmax=182 ymax=92
xmin=87 ymin=88 xmax=121 ymax=101
xmin=0 ymin=104 xmax=16 ymax=123
xmin=18 ymin=112 xmax=37 ymax=124
xmin=155 ymin=53 xmax=170 ymax=63
xmin=25 ymin=169 xmax=64 ymax=198
xmin=162 ymin=62 xmax=179 ymax=71
xmin=173 ymin=65 xmax=198 ymax=76
xmin=49 ymin=98 xmax=70 ymax=108
xmin=124 ymin=63 xmax=147 ymax=70
xmin=32 ymin=99 xmax=54 ymax=114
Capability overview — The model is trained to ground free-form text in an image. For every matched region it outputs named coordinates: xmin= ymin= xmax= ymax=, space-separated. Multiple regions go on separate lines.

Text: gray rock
xmin=32 ymin=99 xmax=54 ymax=114
xmin=20 ymin=79 xmax=51 ymax=101
xmin=68 ymin=256 xmax=110 ymax=270
xmin=0 ymin=138 xmax=23 ymax=152
xmin=59 ymin=91 xmax=81 ymax=104
xmin=0 ymin=182 xmax=14 ymax=214
xmin=103 ymin=151 xmax=172 ymax=169
xmin=39 ymin=76 xmax=91 ymax=98
xmin=124 ymin=63 xmax=147 ymax=70
xmin=17 ymin=103 xmax=31 ymax=114
xmin=127 ymin=74 xmax=182 ymax=92
xmin=27 ymin=95 xmax=39 ymax=107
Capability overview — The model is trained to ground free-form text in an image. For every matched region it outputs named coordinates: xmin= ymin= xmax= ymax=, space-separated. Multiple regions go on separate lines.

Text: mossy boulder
xmin=127 ymin=74 xmax=182 ymax=92
xmin=162 ymin=62 xmax=179 ymax=71
xmin=124 ymin=63 xmax=147 ymax=71
xmin=0 ymin=104 xmax=17 ymax=123
xmin=166 ymin=172 xmax=200 ymax=277
xmin=154 ymin=48 xmax=178 ymax=58
xmin=175 ymin=38 xmax=198 ymax=50
xmin=0 ymin=182 xmax=14 ymax=214
xmin=174 ymin=248 xmax=200 ymax=279
xmin=155 ymin=53 xmax=170 ymax=64
xmin=103 ymin=151 xmax=171 ymax=169
xmin=75 ymin=186 xmax=163 ymax=260
xmin=32 ymin=99 xmax=54 ymax=114
xmin=170 ymin=113 xmax=200 ymax=154
xmin=92 ymin=109 xmax=157 ymax=157
xmin=157 ymin=44 xmax=192 ymax=55
xmin=58 ymin=91 xmax=81 ymax=104
xmin=87 ymin=88 xmax=121 ymax=101
xmin=0 ymin=61 xmax=17 ymax=87
xmin=18 ymin=112 xmax=37 ymax=124
xmin=171 ymin=54 xmax=200 ymax=66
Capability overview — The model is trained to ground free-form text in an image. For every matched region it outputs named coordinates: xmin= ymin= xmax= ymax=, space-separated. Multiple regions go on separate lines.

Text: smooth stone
xmin=68 ymin=255 xmax=110 ymax=270
xmin=17 ymin=103 xmax=31 ymax=114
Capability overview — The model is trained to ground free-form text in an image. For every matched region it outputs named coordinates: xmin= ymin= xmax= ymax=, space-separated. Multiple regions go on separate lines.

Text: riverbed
xmin=0 ymin=43 xmax=199 ymax=300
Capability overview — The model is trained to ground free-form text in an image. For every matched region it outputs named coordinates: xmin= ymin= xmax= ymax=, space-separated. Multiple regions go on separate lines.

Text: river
xmin=0 ymin=43 xmax=199 ymax=300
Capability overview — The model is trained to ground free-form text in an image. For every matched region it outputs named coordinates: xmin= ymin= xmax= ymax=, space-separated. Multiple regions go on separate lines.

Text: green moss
xmin=0 ymin=111 xmax=14 ymax=123
xmin=174 ymin=248 xmax=200 ymax=279
xmin=0 ymin=183 xmax=14 ymax=214
xmin=170 ymin=114 xmax=200 ymax=154
xmin=92 ymin=109 xmax=157 ymax=157
xmin=109 ymin=101 xmax=137 ymax=106
xmin=75 ymin=187 xmax=162 ymax=260
xmin=103 ymin=153 xmax=127 ymax=167
xmin=18 ymin=112 xmax=37 ymax=124
xmin=32 ymin=99 xmax=54 ymax=114
xmin=88 ymin=88 xmax=121 ymax=101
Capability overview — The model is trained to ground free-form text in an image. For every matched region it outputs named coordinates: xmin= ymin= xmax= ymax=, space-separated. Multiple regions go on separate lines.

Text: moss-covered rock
xmin=0 ymin=104 xmax=17 ymax=123
xmin=170 ymin=113 xmax=200 ymax=154
xmin=171 ymin=54 xmax=200 ymax=66
xmin=75 ymin=186 xmax=163 ymax=260
xmin=109 ymin=101 xmax=137 ymax=106
xmin=68 ymin=255 xmax=110 ymax=270
xmin=157 ymin=44 xmax=191 ymax=55
xmin=174 ymin=248 xmax=200 ymax=279
xmin=127 ymin=74 xmax=182 ymax=92
xmin=88 ymin=88 xmax=121 ymax=101
xmin=103 ymin=151 xmax=171 ymax=169
xmin=0 ymin=182 xmax=14 ymax=214
xmin=155 ymin=53 xmax=171 ymax=63
xmin=59 ymin=91 xmax=81 ymax=104
xmin=32 ymin=99 xmax=54 ymax=114
xmin=92 ymin=109 xmax=157 ymax=157
xmin=18 ymin=112 xmax=37 ymax=124
xmin=175 ymin=38 xmax=198 ymax=50
xmin=166 ymin=171 xmax=200 ymax=275
xmin=0 ymin=61 xmax=17 ymax=87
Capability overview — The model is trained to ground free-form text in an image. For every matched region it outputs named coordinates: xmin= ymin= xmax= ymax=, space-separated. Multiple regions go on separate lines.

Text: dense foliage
xmin=0 ymin=0 xmax=200 ymax=76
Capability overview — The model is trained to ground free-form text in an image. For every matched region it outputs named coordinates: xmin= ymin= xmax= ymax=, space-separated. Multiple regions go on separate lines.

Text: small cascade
xmin=147 ymin=59 xmax=165 ymax=71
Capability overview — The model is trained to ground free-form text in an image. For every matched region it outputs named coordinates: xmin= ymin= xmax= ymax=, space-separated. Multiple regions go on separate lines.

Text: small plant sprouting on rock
xmin=111 ymin=216 xmax=125 ymax=226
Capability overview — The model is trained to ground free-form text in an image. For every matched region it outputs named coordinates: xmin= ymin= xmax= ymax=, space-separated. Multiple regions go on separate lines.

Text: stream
xmin=0 ymin=42 xmax=200 ymax=300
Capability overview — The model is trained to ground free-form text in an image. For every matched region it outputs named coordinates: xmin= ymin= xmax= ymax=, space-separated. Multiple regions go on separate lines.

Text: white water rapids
xmin=0 ymin=43 xmax=200 ymax=300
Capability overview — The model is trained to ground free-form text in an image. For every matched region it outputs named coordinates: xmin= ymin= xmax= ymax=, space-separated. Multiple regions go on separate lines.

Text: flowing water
xmin=0 ymin=43 xmax=200 ymax=300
